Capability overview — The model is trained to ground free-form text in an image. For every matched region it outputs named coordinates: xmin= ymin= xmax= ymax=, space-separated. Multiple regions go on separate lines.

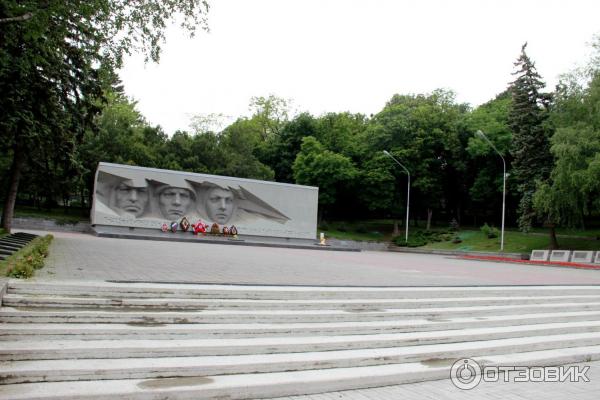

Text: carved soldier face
xmin=206 ymin=187 xmax=236 ymax=224
xmin=159 ymin=187 xmax=194 ymax=220
xmin=114 ymin=182 xmax=149 ymax=217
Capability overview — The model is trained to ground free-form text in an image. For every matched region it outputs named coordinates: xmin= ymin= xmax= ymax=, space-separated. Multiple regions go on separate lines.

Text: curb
xmin=388 ymin=246 xmax=525 ymax=259
xmin=459 ymin=255 xmax=600 ymax=270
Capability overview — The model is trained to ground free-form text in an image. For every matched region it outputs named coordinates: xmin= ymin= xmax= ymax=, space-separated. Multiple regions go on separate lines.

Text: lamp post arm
xmin=383 ymin=151 xmax=410 ymax=176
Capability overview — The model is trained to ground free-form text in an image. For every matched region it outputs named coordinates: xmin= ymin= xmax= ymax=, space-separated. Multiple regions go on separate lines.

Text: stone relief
xmin=95 ymin=170 xmax=291 ymax=226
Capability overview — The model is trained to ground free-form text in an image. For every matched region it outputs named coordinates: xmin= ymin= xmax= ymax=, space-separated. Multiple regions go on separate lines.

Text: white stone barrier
xmin=530 ymin=250 xmax=550 ymax=262
xmin=549 ymin=250 xmax=571 ymax=262
xmin=571 ymin=251 xmax=595 ymax=264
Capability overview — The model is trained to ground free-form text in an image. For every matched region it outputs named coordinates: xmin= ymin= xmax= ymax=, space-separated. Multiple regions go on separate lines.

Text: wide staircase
xmin=2 ymin=281 xmax=600 ymax=399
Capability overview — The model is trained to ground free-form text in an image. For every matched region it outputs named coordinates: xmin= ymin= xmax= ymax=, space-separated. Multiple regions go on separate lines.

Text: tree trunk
xmin=392 ymin=220 xmax=399 ymax=237
xmin=426 ymin=208 xmax=433 ymax=231
xmin=1 ymin=146 xmax=26 ymax=233
xmin=548 ymin=224 xmax=559 ymax=250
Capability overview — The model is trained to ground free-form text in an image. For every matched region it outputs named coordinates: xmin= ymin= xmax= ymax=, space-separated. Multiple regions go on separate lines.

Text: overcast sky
xmin=118 ymin=0 xmax=600 ymax=135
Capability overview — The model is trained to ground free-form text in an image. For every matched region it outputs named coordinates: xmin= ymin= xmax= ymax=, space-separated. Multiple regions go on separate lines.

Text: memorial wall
xmin=91 ymin=162 xmax=319 ymax=240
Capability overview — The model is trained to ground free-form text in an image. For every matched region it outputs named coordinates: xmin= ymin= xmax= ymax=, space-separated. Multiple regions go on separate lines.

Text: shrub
xmin=392 ymin=230 xmax=453 ymax=247
xmin=319 ymin=221 xmax=330 ymax=231
xmin=4 ymin=234 xmax=54 ymax=278
xmin=6 ymin=260 xmax=34 ymax=279
xmin=393 ymin=236 xmax=429 ymax=247
xmin=480 ymin=223 xmax=499 ymax=239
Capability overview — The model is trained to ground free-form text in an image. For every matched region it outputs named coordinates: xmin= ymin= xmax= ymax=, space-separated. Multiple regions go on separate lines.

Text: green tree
xmin=258 ymin=113 xmax=317 ymax=183
xmin=218 ymin=118 xmax=274 ymax=180
xmin=292 ymin=136 xmax=357 ymax=219
xmin=0 ymin=0 xmax=210 ymax=232
xmin=249 ymin=95 xmax=291 ymax=140
xmin=366 ymin=90 xmax=467 ymax=229
xmin=533 ymin=41 xmax=600 ymax=237
xmin=466 ymin=91 xmax=514 ymax=225
xmin=508 ymin=43 xmax=553 ymax=233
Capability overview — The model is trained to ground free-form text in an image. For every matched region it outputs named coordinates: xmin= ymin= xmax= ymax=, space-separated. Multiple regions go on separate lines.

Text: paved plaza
xmin=22 ymin=229 xmax=600 ymax=286
xmin=5 ymin=229 xmax=600 ymax=400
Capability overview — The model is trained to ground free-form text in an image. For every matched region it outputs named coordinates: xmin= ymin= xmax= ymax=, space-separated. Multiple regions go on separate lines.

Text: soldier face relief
xmin=114 ymin=183 xmax=149 ymax=217
xmin=206 ymin=187 xmax=236 ymax=224
xmin=159 ymin=187 xmax=194 ymax=220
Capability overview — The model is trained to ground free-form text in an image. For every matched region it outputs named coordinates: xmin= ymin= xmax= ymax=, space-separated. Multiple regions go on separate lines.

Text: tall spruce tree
xmin=508 ymin=43 xmax=553 ymax=233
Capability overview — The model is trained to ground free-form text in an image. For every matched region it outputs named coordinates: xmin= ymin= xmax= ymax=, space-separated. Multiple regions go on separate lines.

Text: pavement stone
xmin=15 ymin=229 xmax=600 ymax=286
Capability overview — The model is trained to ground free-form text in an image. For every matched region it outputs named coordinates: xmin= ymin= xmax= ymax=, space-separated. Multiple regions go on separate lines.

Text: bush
xmin=393 ymin=236 xmax=429 ymax=247
xmin=4 ymin=234 xmax=54 ymax=278
xmin=319 ymin=221 xmax=330 ymax=231
xmin=6 ymin=259 xmax=34 ymax=279
xmin=480 ymin=223 xmax=499 ymax=239
xmin=392 ymin=229 xmax=453 ymax=247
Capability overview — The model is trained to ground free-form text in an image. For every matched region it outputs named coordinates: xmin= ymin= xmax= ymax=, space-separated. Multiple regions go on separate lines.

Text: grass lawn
xmin=320 ymin=219 xmax=600 ymax=254
xmin=1 ymin=206 xmax=89 ymax=224
xmin=422 ymin=230 xmax=600 ymax=254
xmin=318 ymin=220 xmax=394 ymax=242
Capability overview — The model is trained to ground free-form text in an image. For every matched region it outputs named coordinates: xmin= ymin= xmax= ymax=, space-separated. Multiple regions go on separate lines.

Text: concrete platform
xmin=92 ymin=225 xmax=359 ymax=252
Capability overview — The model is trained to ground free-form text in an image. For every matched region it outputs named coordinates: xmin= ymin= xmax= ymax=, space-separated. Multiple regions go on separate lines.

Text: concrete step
xmin=9 ymin=281 xmax=600 ymax=300
xmin=4 ymin=302 xmax=600 ymax=324
xmin=0 ymin=238 xmax=28 ymax=245
xmin=3 ymin=310 xmax=600 ymax=340
xmin=6 ymin=293 xmax=600 ymax=310
xmin=3 ymin=321 xmax=600 ymax=361
xmin=1 ymin=345 xmax=599 ymax=398
xmin=0 ymin=244 xmax=21 ymax=251
xmin=12 ymin=233 xmax=37 ymax=238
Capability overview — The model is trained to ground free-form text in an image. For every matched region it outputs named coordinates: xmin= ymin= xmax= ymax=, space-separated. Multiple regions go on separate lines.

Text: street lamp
xmin=476 ymin=130 xmax=506 ymax=252
xmin=383 ymin=150 xmax=410 ymax=243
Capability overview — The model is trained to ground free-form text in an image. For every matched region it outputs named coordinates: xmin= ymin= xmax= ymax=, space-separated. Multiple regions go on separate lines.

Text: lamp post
xmin=476 ymin=130 xmax=506 ymax=252
xmin=383 ymin=150 xmax=410 ymax=243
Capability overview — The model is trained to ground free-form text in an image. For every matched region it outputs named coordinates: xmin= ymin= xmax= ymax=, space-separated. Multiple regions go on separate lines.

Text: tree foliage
xmin=508 ymin=43 xmax=553 ymax=232
xmin=0 ymin=0 xmax=211 ymax=231
xmin=533 ymin=42 xmax=600 ymax=230
xmin=293 ymin=136 xmax=357 ymax=213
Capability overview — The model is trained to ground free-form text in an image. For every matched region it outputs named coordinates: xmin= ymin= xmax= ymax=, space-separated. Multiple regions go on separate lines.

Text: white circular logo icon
xmin=450 ymin=358 xmax=482 ymax=390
